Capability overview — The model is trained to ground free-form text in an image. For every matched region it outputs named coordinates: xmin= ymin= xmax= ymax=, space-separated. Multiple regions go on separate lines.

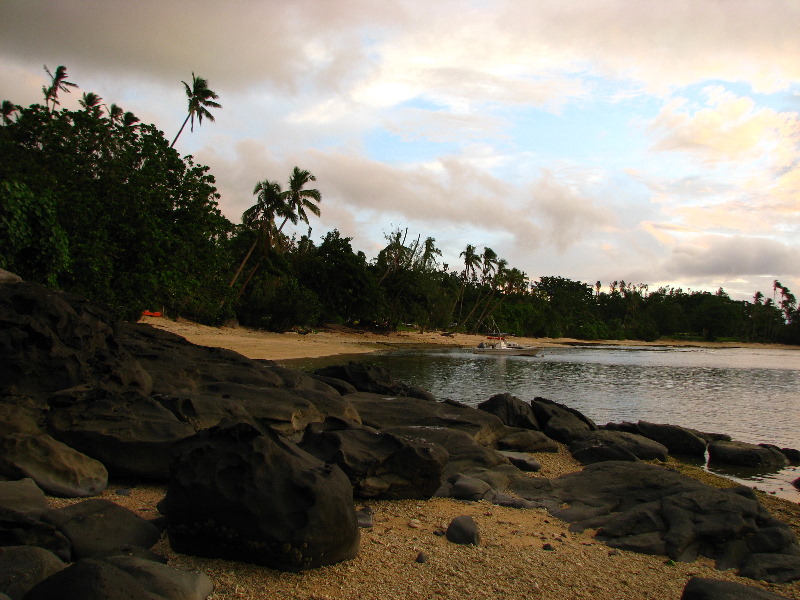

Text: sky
xmin=2 ymin=0 xmax=799 ymax=300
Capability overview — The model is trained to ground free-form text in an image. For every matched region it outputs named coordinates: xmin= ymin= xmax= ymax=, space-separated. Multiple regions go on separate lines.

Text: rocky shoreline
xmin=1 ymin=273 xmax=800 ymax=599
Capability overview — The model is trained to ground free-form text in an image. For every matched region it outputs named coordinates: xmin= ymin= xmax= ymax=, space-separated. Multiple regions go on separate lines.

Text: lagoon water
xmin=288 ymin=345 xmax=800 ymax=500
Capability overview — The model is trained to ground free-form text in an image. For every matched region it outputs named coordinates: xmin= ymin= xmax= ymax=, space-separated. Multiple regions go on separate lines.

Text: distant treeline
xmin=2 ymin=83 xmax=798 ymax=345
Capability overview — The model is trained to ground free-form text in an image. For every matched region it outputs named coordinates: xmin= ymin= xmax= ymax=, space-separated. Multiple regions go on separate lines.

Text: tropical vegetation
xmin=1 ymin=66 xmax=798 ymax=344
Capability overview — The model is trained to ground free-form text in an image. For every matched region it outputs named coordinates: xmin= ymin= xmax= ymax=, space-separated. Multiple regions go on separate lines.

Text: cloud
xmin=649 ymin=87 xmax=799 ymax=163
xmin=661 ymin=235 xmax=798 ymax=280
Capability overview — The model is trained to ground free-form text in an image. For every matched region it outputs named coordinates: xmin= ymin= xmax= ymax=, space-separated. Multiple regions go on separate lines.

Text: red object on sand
xmin=142 ymin=310 xmax=162 ymax=317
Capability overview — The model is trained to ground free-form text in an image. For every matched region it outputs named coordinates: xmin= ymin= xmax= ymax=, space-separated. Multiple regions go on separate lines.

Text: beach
xmin=60 ymin=317 xmax=799 ymax=600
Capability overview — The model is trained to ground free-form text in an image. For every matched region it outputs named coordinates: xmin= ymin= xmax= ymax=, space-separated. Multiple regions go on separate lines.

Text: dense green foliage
xmin=0 ymin=102 xmax=233 ymax=320
xmin=2 ymin=74 xmax=798 ymax=344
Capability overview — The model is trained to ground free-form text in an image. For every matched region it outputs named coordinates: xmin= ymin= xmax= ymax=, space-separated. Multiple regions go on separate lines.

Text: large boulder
xmin=46 ymin=387 xmax=196 ymax=479
xmin=21 ymin=556 xmax=213 ymax=600
xmin=636 ymin=421 xmax=708 ymax=457
xmin=0 ymin=431 xmax=108 ymax=497
xmin=681 ymin=577 xmax=792 ymax=599
xmin=314 ymin=362 xmax=435 ymax=401
xmin=496 ymin=428 xmax=559 ymax=453
xmin=0 ymin=479 xmax=49 ymax=519
xmin=569 ymin=430 xmax=669 ymax=464
xmin=530 ymin=397 xmax=597 ymax=443
xmin=507 ymin=461 xmax=800 ymax=582
xmin=478 ymin=393 xmax=539 ymax=430
xmin=299 ymin=417 xmax=447 ymax=499
xmin=346 ymin=392 xmax=508 ymax=446
xmin=163 ymin=422 xmax=360 ymax=571
xmin=0 ymin=507 xmax=71 ymax=561
xmin=708 ymin=441 xmax=790 ymax=470
xmin=0 ymin=282 xmax=152 ymax=400
xmin=0 ymin=545 xmax=65 ymax=600
xmin=41 ymin=499 xmax=161 ymax=560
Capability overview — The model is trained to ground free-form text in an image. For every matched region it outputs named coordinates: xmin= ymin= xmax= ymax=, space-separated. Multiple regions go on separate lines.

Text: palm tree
xmin=171 ymin=72 xmax=221 ymax=147
xmin=79 ymin=92 xmax=103 ymax=116
xmin=480 ymin=247 xmax=498 ymax=284
xmin=1 ymin=100 xmax=19 ymax=125
xmin=276 ymin=167 xmax=321 ymax=235
xmin=122 ymin=112 xmax=140 ymax=127
xmin=227 ymin=179 xmax=288 ymax=290
xmin=106 ymin=103 xmax=124 ymax=124
xmin=43 ymin=65 xmax=78 ymax=111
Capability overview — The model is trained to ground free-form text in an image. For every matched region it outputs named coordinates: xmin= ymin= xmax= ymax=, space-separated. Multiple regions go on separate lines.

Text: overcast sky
xmin=3 ymin=0 xmax=799 ymax=299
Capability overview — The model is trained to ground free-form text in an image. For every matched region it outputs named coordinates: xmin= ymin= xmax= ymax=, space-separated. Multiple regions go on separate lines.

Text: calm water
xmin=286 ymin=345 xmax=800 ymax=500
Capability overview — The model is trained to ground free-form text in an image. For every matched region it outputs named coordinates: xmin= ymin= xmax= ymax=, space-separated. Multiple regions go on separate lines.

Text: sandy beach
xmin=61 ymin=317 xmax=798 ymax=599
xmin=138 ymin=315 xmax=800 ymax=362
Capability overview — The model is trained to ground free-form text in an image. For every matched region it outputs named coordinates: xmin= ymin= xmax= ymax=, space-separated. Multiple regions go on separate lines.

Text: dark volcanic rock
xmin=636 ymin=421 xmax=707 ymax=457
xmin=506 ymin=461 xmax=800 ymax=582
xmin=0 ymin=282 xmax=152 ymax=399
xmin=738 ymin=553 xmax=800 ymax=584
xmin=681 ymin=576 xmax=792 ymax=599
xmin=446 ymin=516 xmax=480 ymax=545
xmin=42 ymin=499 xmax=160 ymax=560
xmin=347 ymin=393 xmax=508 ymax=446
xmin=0 ymin=479 xmax=49 ymax=519
xmin=780 ymin=447 xmax=800 ymax=465
xmin=478 ymin=393 xmax=539 ymax=430
xmin=21 ymin=556 xmax=212 ymax=600
xmin=299 ymin=417 xmax=448 ymax=499
xmin=708 ymin=441 xmax=790 ymax=470
xmin=314 ymin=362 xmax=435 ymax=400
xmin=163 ymin=422 xmax=360 ymax=571
xmin=46 ymin=387 xmax=195 ymax=479
xmin=569 ymin=430 xmax=669 ymax=464
xmin=0 ymin=545 xmax=65 ymax=600
xmin=0 ymin=431 xmax=108 ymax=497
xmin=0 ymin=507 xmax=71 ymax=562
xmin=530 ymin=397 xmax=597 ymax=443
xmin=496 ymin=428 xmax=559 ymax=453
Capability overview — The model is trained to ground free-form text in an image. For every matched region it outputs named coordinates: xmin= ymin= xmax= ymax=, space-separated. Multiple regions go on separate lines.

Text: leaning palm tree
xmin=122 ymin=111 xmax=140 ymax=127
xmin=276 ymin=167 xmax=322 ymax=235
xmin=43 ymin=65 xmax=78 ymax=111
xmin=79 ymin=92 xmax=103 ymax=117
xmin=1 ymin=100 xmax=19 ymax=125
xmin=227 ymin=179 xmax=289 ymax=290
xmin=106 ymin=103 xmax=124 ymax=124
xmin=171 ymin=72 xmax=221 ymax=147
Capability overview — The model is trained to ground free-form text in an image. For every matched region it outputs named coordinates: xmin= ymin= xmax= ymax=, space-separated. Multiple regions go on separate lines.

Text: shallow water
xmin=287 ymin=345 xmax=800 ymax=501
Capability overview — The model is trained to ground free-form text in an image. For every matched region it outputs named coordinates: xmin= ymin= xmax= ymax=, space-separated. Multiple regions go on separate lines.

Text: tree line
xmin=2 ymin=67 xmax=798 ymax=344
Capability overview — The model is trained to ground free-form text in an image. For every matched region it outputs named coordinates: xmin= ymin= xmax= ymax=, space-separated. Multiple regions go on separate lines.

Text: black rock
xmin=299 ymin=417 xmax=447 ymax=500
xmin=314 ymin=362 xmax=435 ymax=401
xmin=41 ymin=499 xmax=160 ymax=560
xmin=569 ymin=430 xmax=669 ymax=464
xmin=348 ymin=393 xmax=508 ymax=447
xmin=636 ymin=421 xmax=707 ymax=457
xmin=530 ymin=397 xmax=596 ymax=443
xmin=478 ymin=393 xmax=539 ymax=430
xmin=0 ymin=431 xmax=108 ymax=497
xmin=0 ymin=545 xmax=65 ymax=600
xmin=708 ymin=441 xmax=789 ymax=470
xmin=46 ymin=387 xmax=196 ymax=480
xmin=496 ymin=429 xmax=559 ymax=453
xmin=681 ymin=576 xmax=792 ymax=599
xmin=0 ymin=479 xmax=49 ymax=519
xmin=445 ymin=516 xmax=479 ymax=545
xmin=0 ymin=507 xmax=71 ymax=562
xmin=21 ymin=556 xmax=212 ymax=600
xmin=164 ymin=422 xmax=360 ymax=571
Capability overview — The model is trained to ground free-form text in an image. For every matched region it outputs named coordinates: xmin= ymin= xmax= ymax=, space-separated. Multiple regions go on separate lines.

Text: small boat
xmin=473 ymin=335 xmax=540 ymax=356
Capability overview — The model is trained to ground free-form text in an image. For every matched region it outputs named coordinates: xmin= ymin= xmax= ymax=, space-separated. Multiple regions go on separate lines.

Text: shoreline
xmin=137 ymin=316 xmax=800 ymax=362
